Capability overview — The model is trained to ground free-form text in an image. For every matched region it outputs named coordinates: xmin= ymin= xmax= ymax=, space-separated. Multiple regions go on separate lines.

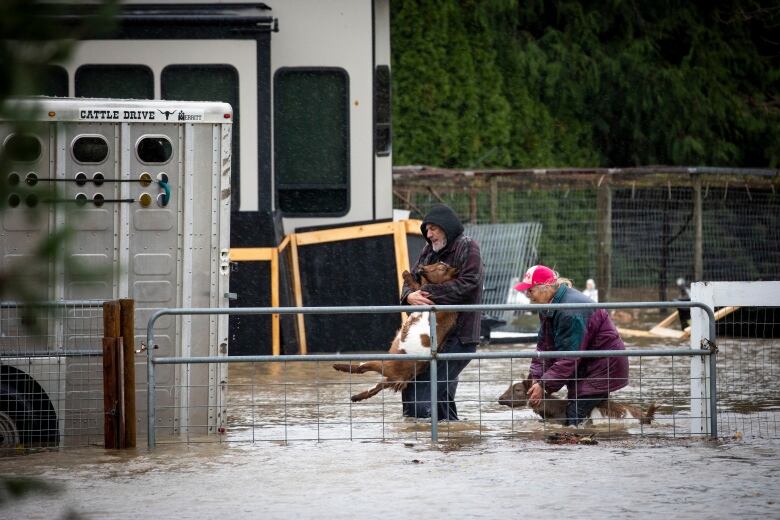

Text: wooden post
xmin=469 ymin=188 xmax=478 ymax=224
xmin=102 ymin=301 xmax=121 ymax=449
xmin=101 ymin=337 xmax=119 ymax=449
xmin=660 ymin=197 xmax=670 ymax=304
xmin=289 ymin=234 xmax=307 ymax=355
xmin=393 ymin=221 xmax=411 ymax=293
xmin=489 ymin=176 xmax=498 ymax=224
xmin=596 ymin=181 xmax=612 ymax=302
xmin=693 ymin=176 xmax=703 ymax=281
xmin=119 ymin=299 xmax=136 ymax=448
xmin=271 ymin=248 xmax=280 ymax=356
xmin=393 ymin=221 xmax=411 ymax=323
xmin=116 ymin=337 xmax=126 ymax=449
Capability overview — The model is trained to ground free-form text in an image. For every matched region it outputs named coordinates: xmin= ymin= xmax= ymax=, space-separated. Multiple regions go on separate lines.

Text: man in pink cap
xmin=515 ymin=265 xmax=628 ymax=425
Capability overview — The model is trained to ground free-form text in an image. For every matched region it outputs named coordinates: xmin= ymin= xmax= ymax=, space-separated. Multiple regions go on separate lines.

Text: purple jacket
xmin=529 ymin=285 xmax=628 ymax=399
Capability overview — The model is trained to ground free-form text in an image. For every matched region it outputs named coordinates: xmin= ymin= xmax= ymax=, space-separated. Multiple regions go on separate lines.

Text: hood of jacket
xmin=420 ymin=204 xmax=464 ymax=248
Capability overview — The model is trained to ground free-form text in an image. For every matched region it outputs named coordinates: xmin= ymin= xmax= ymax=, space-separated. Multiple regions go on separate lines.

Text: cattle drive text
xmin=79 ymin=109 xmax=156 ymax=121
xmin=79 ymin=108 xmax=204 ymax=122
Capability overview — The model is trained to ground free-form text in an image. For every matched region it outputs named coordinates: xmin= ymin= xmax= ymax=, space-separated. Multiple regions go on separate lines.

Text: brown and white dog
xmin=498 ymin=375 xmax=658 ymax=425
xmin=333 ymin=262 xmax=458 ymax=402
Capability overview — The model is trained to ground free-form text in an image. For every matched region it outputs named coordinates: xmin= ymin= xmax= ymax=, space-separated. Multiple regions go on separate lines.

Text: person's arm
xmin=527 ymin=380 xmax=544 ymax=406
xmin=400 ymin=250 xmax=434 ymax=305
xmin=421 ymin=239 xmax=482 ymax=304
xmin=528 ymin=324 xmax=544 ymax=380
xmin=537 ymin=312 xmax=585 ymax=393
xmin=526 ymin=322 xmax=546 ymax=406
xmin=406 ymin=290 xmax=433 ymax=305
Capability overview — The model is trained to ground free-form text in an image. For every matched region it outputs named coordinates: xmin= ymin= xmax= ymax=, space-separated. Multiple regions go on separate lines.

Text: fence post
xmin=119 ymin=299 xmax=136 ymax=448
xmin=469 ymin=188 xmax=478 ymax=224
xmin=102 ymin=301 xmax=122 ymax=449
xmin=489 ymin=176 xmax=498 ymax=224
xmin=689 ymin=285 xmax=713 ymax=436
xmin=693 ymin=176 xmax=703 ymax=281
xmin=147 ymin=314 xmax=157 ymax=449
xmin=596 ymin=180 xmax=612 ymax=302
xmin=429 ymin=311 xmax=438 ymax=442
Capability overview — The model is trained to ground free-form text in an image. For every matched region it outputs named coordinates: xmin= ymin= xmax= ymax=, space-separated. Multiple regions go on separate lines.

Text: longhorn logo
xmin=158 ymin=109 xmax=177 ymax=121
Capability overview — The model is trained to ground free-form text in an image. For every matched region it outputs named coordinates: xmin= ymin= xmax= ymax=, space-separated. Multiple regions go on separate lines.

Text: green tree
xmin=391 ymin=0 xmax=780 ymax=168
xmin=391 ymin=1 xmax=457 ymax=165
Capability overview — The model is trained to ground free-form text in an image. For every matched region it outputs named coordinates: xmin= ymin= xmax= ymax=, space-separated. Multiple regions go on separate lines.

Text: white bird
xmin=583 ymin=278 xmax=599 ymax=302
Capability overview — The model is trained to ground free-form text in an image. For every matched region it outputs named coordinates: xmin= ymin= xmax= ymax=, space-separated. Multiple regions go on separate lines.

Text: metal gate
xmin=145 ymin=302 xmax=719 ymax=448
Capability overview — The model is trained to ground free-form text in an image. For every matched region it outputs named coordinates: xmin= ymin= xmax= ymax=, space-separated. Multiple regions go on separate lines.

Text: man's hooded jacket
xmin=401 ymin=204 xmax=484 ymax=344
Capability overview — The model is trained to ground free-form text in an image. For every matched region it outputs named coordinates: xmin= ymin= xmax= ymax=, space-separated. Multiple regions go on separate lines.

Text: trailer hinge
xmin=700 ymin=337 xmax=718 ymax=354
xmin=135 ymin=343 xmax=160 ymax=354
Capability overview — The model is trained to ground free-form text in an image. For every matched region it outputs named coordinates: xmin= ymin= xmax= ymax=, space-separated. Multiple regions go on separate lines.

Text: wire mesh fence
xmin=0 ymin=301 xmax=105 ymax=451
xmin=3 ymin=295 xmax=777 ymax=450
xmin=393 ymin=166 xmax=780 ymax=302
xmin=151 ymin=350 xmax=703 ymax=446
xmin=463 ymin=222 xmax=542 ymax=327
xmin=681 ymin=282 xmax=780 ymax=440
xmin=146 ymin=303 xmax=722 ymax=447
xmin=709 ymin=308 xmax=779 ymax=439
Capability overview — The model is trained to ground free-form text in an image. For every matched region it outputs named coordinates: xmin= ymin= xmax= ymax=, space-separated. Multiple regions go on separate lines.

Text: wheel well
xmin=0 ymin=363 xmax=59 ymax=445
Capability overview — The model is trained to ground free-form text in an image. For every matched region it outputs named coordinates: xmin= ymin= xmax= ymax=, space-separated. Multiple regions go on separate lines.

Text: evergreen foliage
xmin=390 ymin=1 xmax=780 ymax=168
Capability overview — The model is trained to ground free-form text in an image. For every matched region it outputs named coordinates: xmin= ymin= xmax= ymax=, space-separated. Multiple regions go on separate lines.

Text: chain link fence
xmin=0 ymin=302 xmax=105 ymax=451
xmin=393 ymin=166 xmax=780 ymax=302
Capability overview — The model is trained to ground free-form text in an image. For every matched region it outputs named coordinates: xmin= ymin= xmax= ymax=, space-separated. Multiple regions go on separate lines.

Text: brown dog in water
xmin=332 ymin=262 xmax=458 ymax=402
xmin=498 ymin=374 xmax=658 ymax=425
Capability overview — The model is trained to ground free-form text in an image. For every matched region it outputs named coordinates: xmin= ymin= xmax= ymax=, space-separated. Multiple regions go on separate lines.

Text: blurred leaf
xmin=0 ymin=475 xmax=62 ymax=504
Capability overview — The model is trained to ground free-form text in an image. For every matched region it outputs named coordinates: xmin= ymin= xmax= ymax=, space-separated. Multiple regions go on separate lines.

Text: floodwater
xmin=1 ymin=436 xmax=779 ymax=519
xmin=1 ymin=334 xmax=779 ymax=519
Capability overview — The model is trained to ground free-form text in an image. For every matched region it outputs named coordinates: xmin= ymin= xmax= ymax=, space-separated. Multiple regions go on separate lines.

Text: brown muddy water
xmin=1 ymin=336 xmax=779 ymax=519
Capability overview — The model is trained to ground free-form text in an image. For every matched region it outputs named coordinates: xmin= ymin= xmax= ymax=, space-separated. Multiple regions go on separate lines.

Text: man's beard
xmin=432 ymin=239 xmax=447 ymax=252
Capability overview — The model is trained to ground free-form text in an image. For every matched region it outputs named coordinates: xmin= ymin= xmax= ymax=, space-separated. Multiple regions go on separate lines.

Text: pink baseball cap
xmin=514 ymin=265 xmax=558 ymax=291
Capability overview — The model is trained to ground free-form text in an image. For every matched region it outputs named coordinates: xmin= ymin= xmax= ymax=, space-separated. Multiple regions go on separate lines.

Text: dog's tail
xmin=333 ymin=363 xmax=356 ymax=373
xmin=641 ymin=402 xmax=659 ymax=424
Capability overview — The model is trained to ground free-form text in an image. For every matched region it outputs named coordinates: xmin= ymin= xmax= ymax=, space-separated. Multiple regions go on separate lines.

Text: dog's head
xmin=418 ymin=262 xmax=458 ymax=285
xmin=497 ymin=375 xmax=533 ymax=408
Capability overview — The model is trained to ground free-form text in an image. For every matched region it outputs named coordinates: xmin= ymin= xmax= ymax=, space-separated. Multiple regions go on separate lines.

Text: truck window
xmin=274 ymin=68 xmax=350 ymax=216
xmin=161 ymin=65 xmax=239 ymax=206
xmin=374 ymin=65 xmax=391 ymax=156
xmin=3 ymin=134 xmax=42 ymax=163
xmin=72 ymin=135 xmax=109 ymax=164
xmin=136 ymin=136 xmax=173 ymax=164
xmin=25 ymin=65 xmax=68 ymax=97
xmin=75 ymin=65 xmax=154 ymax=99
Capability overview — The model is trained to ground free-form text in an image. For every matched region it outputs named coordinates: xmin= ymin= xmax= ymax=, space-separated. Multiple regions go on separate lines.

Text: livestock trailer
xmin=0 ymin=97 xmax=232 ymax=446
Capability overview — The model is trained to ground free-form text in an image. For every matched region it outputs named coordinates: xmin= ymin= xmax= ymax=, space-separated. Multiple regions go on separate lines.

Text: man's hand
xmin=407 ymin=290 xmax=434 ymax=305
xmin=527 ymin=381 xmax=543 ymax=407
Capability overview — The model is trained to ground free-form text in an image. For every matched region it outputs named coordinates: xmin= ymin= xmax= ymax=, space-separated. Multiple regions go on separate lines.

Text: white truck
xmin=37 ymin=0 xmax=393 ymax=356
xmin=44 ymin=0 xmax=393 ymax=233
xmin=1 ymin=97 xmax=232 ymax=446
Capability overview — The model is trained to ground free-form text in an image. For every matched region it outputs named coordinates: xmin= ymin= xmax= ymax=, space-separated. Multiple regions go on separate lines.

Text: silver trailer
xmin=1 ymin=97 xmax=232 ymax=445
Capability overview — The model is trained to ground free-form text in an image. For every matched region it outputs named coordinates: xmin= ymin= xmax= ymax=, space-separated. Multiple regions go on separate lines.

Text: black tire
xmin=0 ymin=407 xmax=21 ymax=448
xmin=0 ymin=366 xmax=59 ymax=447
